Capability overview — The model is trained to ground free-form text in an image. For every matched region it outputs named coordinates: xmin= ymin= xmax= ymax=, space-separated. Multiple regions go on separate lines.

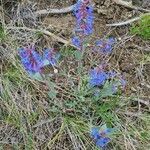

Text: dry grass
xmin=0 ymin=0 xmax=150 ymax=150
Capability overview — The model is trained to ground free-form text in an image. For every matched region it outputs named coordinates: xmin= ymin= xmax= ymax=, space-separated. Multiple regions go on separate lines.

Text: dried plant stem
xmin=35 ymin=4 xmax=75 ymax=16
xmin=34 ymin=0 xmax=150 ymax=17
xmin=106 ymin=12 xmax=150 ymax=27
xmin=106 ymin=17 xmax=140 ymax=27
xmin=113 ymin=0 xmax=150 ymax=13
xmin=22 ymin=0 xmax=149 ymax=19
xmin=6 ymin=26 xmax=76 ymax=48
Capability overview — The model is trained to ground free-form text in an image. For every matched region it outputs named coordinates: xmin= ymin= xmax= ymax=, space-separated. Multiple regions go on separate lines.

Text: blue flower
xmin=91 ymin=127 xmax=101 ymax=139
xmin=72 ymin=0 xmax=94 ymax=48
xmin=96 ymin=137 xmax=111 ymax=148
xmin=43 ymin=48 xmax=60 ymax=66
xmin=18 ymin=46 xmax=43 ymax=73
xmin=72 ymin=36 xmax=81 ymax=48
xmin=89 ymin=69 xmax=108 ymax=87
xmin=95 ymin=37 xmax=116 ymax=54
xmin=90 ymin=125 xmax=114 ymax=148
xmin=18 ymin=46 xmax=60 ymax=75
xmin=19 ymin=47 xmax=30 ymax=58
xmin=84 ymin=23 xmax=93 ymax=35
xmin=89 ymin=66 xmax=127 ymax=95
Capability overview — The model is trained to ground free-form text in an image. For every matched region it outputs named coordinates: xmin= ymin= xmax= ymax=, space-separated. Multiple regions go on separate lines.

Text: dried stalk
xmin=113 ymin=0 xmax=150 ymax=13
xmin=35 ymin=4 xmax=76 ymax=16
xmin=6 ymin=26 xmax=76 ymax=48
xmin=106 ymin=17 xmax=140 ymax=27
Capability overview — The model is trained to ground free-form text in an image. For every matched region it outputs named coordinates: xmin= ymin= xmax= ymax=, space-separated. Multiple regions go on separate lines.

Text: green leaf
xmin=95 ymin=80 xmax=122 ymax=99
xmin=29 ymin=72 xmax=43 ymax=81
xmin=48 ymin=91 xmax=57 ymax=99
xmin=47 ymin=81 xmax=58 ymax=99
xmin=74 ymin=51 xmax=83 ymax=60
xmin=99 ymin=81 xmax=116 ymax=98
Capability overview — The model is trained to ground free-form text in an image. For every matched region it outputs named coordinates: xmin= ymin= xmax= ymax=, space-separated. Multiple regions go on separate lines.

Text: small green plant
xmin=131 ymin=13 xmax=150 ymax=40
xmin=0 ymin=24 xmax=5 ymax=40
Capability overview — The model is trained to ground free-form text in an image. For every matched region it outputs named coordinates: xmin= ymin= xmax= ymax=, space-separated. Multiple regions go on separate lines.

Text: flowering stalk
xmin=72 ymin=0 xmax=94 ymax=50
xmin=91 ymin=124 xmax=114 ymax=148
xmin=89 ymin=64 xmax=126 ymax=93
xmin=89 ymin=65 xmax=108 ymax=87
xmin=94 ymin=37 xmax=116 ymax=54
xmin=18 ymin=45 xmax=60 ymax=77
xmin=18 ymin=45 xmax=43 ymax=74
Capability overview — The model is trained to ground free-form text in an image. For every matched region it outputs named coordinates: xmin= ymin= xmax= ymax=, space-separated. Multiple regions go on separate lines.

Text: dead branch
xmin=106 ymin=17 xmax=140 ymax=27
xmin=22 ymin=0 xmax=149 ymax=18
xmin=113 ymin=0 xmax=150 ymax=13
xmin=6 ymin=26 xmax=77 ymax=48
xmin=35 ymin=4 xmax=75 ymax=16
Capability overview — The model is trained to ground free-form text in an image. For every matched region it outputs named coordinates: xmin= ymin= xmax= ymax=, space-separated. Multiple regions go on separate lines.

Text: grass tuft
xmin=131 ymin=13 xmax=150 ymax=40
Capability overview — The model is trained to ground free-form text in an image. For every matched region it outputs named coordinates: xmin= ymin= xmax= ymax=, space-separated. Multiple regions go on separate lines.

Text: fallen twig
xmin=113 ymin=0 xmax=150 ymax=13
xmin=33 ymin=117 xmax=58 ymax=128
xmin=35 ymin=4 xmax=76 ymax=16
xmin=34 ymin=0 xmax=150 ymax=16
xmin=6 ymin=26 xmax=77 ymax=48
xmin=106 ymin=12 xmax=150 ymax=27
xmin=106 ymin=17 xmax=140 ymax=27
xmin=23 ymin=0 xmax=149 ymax=18
xmin=134 ymin=98 xmax=150 ymax=106
xmin=30 ymin=3 xmax=102 ymax=17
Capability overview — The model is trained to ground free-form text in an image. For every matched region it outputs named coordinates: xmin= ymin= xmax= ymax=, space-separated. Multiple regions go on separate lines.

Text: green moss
xmin=131 ymin=13 xmax=150 ymax=40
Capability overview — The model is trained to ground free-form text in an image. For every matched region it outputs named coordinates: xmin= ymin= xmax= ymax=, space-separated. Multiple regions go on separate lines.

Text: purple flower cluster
xmin=18 ymin=45 xmax=42 ymax=73
xmin=89 ymin=65 xmax=126 ymax=92
xmin=18 ymin=45 xmax=59 ymax=74
xmin=89 ymin=68 xmax=108 ymax=87
xmin=43 ymin=48 xmax=60 ymax=66
xmin=89 ymin=64 xmax=110 ymax=87
xmin=72 ymin=1 xmax=116 ymax=54
xmin=95 ymin=37 xmax=116 ymax=54
xmin=74 ymin=0 xmax=94 ymax=35
xmin=72 ymin=0 xmax=94 ymax=49
xmin=91 ymin=125 xmax=114 ymax=148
